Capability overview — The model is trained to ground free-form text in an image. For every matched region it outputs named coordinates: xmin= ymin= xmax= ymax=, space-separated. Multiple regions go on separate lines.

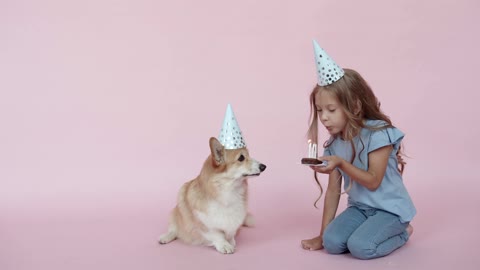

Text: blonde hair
xmin=307 ymin=69 xmax=406 ymax=208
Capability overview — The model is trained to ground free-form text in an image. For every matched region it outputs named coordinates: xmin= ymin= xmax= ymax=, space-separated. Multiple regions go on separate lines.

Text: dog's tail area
xmin=158 ymin=214 xmax=178 ymax=245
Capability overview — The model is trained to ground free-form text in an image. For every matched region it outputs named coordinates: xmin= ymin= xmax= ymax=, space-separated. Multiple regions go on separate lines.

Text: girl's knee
xmin=347 ymin=236 xmax=376 ymax=260
xmin=322 ymin=232 xmax=347 ymax=254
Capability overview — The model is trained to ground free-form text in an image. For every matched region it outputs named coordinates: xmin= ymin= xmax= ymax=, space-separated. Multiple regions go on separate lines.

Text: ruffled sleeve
xmin=368 ymin=126 xmax=404 ymax=153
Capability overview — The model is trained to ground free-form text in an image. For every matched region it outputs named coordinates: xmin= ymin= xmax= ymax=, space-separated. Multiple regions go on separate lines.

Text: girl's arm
xmin=319 ymin=169 xmax=342 ymax=239
xmin=315 ymin=145 xmax=392 ymax=191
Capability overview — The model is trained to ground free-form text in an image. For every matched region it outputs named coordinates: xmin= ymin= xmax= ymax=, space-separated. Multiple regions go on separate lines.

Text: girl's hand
xmin=301 ymin=235 xmax=324 ymax=251
xmin=310 ymin=155 xmax=344 ymax=174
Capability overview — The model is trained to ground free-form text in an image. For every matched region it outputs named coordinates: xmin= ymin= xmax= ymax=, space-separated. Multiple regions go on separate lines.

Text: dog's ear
xmin=209 ymin=137 xmax=225 ymax=166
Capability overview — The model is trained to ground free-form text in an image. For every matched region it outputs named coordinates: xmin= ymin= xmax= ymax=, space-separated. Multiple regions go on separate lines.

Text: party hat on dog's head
xmin=219 ymin=104 xmax=247 ymax=149
xmin=313 ymin=40 xmax=344 ymax=86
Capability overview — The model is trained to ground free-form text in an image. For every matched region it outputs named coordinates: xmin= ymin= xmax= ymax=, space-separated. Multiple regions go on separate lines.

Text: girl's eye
xmin=238 ymin=155 xmax=245 ymax=162
xmin=329 ymin=109 xmax=336 ymax=113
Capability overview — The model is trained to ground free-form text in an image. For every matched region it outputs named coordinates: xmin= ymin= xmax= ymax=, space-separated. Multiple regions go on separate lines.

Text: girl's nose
xmin=320 ymin=113 xmax=328 ymax=121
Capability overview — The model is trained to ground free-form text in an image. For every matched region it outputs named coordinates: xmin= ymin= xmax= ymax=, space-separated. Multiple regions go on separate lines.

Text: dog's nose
xmin=259 ymin=164 xmax=266 ymax=172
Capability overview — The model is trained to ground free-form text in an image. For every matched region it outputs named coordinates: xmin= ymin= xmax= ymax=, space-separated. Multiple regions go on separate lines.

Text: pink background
xmin=1 ymin=0 xmax=479 ymax=269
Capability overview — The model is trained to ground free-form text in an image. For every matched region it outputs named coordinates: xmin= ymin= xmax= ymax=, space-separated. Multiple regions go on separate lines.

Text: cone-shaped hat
xmin=313 ymin=40 xmax=344 ymax=86
xmin=218 ymin=104 xmax=246 ymax=149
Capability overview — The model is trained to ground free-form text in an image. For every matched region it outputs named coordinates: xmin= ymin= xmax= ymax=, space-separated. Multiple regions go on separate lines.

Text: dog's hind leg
xmin=242 ymin=212 xmax=255 ymax=227
xmin=158 ymin=223 xmax=177 ymax=244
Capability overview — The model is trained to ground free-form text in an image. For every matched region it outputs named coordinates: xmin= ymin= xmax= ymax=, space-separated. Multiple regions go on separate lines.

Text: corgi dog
xmin=158 ymin=137 xmax=266 ymax=254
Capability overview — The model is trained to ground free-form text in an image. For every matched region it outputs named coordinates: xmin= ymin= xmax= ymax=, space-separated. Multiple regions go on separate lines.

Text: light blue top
xmin=324 ymin=119 xmax=416 ymax=222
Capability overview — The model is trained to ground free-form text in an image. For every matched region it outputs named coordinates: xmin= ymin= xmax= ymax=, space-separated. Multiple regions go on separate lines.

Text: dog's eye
xmin=238 ymin=155 xmax=245 ymax=162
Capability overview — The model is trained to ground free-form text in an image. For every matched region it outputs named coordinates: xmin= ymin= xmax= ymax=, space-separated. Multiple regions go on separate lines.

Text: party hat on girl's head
xmin=313 ymin=40 xmax=344 ymax=86
xmin=218 ymin=104 xmax=247 ymax=149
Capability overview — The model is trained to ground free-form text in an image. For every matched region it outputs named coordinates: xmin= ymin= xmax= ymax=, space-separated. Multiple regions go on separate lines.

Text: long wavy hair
xmin=307 ymin=68 xmax=406 ymax=208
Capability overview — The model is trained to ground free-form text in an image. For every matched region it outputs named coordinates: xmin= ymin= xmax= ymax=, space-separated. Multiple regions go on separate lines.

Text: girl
xmin=300 ymin=41 xmax=416 ymax=259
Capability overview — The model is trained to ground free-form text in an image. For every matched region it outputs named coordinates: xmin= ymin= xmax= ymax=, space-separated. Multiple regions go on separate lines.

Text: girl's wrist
xmin=336 ymin=157 xmax=345 ymax=170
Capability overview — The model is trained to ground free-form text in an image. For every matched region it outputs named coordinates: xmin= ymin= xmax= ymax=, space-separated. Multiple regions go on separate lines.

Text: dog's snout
xmin=259 ymin=164 xmax=266 ymax=172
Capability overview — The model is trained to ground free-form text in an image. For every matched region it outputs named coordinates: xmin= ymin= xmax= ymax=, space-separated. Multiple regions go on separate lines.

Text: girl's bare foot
xmin=406 ymin=224 xmax=413 ymax=237
xmin=301 ymin=236 xmax=323 ymax=251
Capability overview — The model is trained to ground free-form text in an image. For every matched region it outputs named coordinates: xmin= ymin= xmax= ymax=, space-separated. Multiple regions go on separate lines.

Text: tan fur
xmin=159 ymin=137 xmax=266 ymax=254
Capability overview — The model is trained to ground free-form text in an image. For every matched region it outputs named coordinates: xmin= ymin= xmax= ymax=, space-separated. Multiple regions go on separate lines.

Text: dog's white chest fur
xmin=196 ymin=189 xmax=247 ymax=234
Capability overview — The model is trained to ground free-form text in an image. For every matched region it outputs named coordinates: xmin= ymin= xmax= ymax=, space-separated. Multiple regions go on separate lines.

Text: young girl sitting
xmin=300 ymin=41 xmax=416 ymax=260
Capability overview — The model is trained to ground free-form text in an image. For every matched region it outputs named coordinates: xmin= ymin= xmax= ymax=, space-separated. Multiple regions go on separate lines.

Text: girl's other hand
xmin=301 ymin=235 xmax=324 ymax=251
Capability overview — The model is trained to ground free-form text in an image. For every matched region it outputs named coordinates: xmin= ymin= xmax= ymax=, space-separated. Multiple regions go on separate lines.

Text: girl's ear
xmin=354 ymin=99 xmax=362 ymax=116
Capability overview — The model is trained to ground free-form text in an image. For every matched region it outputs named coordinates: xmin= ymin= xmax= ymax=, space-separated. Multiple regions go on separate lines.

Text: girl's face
xmin=315 ymin=90 xmax=348 ymax=137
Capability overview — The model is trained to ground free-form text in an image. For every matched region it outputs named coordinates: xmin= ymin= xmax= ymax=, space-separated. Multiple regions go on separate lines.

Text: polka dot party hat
xmin=313 ymin=40 xmax=344 ymax=86
xmin=218 ymin=104 xmax=246 ymax=149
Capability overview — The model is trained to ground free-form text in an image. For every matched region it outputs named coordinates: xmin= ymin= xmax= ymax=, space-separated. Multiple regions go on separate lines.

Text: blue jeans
xmin=322 ymin=206 xmax=410 ymax=259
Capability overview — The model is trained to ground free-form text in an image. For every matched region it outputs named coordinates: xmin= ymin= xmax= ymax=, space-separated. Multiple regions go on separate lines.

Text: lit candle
xmin=308 ymin=140 xmax=312 ymax=157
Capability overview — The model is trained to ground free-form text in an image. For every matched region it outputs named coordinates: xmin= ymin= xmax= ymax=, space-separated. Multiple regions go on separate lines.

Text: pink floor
xmin=2 ymin=171 xmax=478 ymax=270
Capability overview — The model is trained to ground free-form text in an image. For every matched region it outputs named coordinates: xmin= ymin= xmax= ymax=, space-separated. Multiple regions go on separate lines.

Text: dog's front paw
xmin=214 ymin=242 xmax=235 ymax=254
xmin=228 ymin=237 xmax=236 ymax=247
